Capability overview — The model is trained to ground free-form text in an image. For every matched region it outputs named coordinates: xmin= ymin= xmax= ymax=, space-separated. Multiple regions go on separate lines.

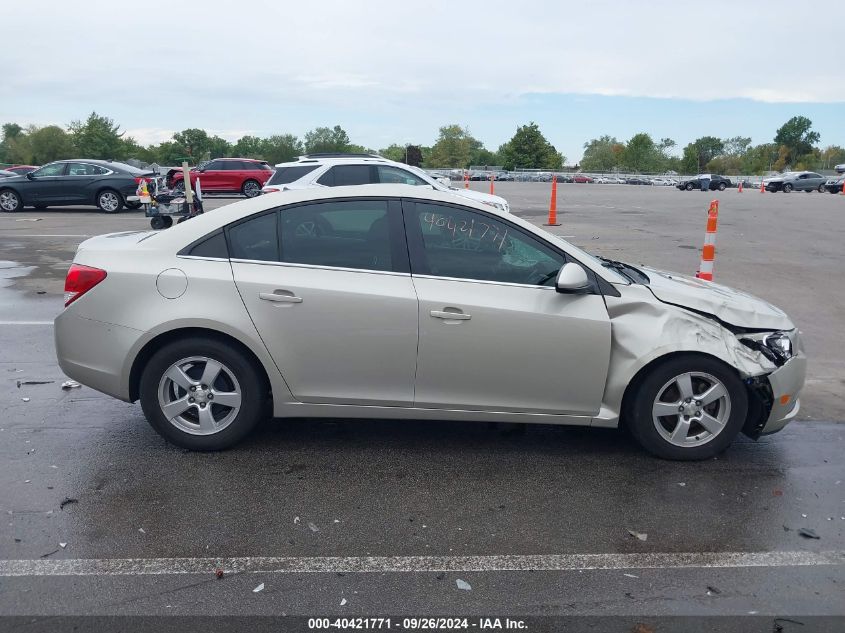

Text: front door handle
xmin=430 ymin=309 xmax=471 ymax=321
xmin=259 ymin=291 xmax=303 ymax=304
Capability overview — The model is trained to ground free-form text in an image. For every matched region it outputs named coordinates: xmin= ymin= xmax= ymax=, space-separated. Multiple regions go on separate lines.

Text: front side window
xmin=279 ymin=200 xmax=394 ymax=272
xmin=377 ymin=165 xmax=427 ymax=185
xmin=33 ymin=163 xmax=66 ymax=177
xmin=409 ymin=203 xmax=564 ymax=286
xmin=317 ymin=165 xmax=374 ymax=187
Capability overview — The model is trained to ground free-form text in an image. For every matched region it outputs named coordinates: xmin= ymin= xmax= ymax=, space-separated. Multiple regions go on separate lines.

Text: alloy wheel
xmin=157 ymin=356 xmax=243 ymax=435
xmin=0 ymin=191 xmax=20 ymax=212
xmin=243 ymin=180 xmax=261 ymax=198
xmin=99 ymin=191 xmax=120 ymax=212
xmin=651 ymin=371 xmax=731 ymax=447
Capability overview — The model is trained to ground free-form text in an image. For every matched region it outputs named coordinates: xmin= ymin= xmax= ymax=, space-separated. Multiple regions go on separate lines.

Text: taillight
xmin=64 ymin=264 xmax=107 ymax=307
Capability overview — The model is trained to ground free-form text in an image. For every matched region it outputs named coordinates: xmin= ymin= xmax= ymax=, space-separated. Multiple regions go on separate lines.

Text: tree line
xmin=1 ymin=112 xmax=842 ymax=175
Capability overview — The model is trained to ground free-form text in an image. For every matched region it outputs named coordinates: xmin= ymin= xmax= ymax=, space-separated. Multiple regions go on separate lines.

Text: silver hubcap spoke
xmin=157 ymin=356 xmax=242 ymax=436
xmin=652 ymin=371 xmax=731 ymax=448
xmin=0 ymin=192 xmax=18 ymax=211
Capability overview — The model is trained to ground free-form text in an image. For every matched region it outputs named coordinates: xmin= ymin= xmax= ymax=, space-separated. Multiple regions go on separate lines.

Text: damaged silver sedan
xmin=55 ymin=185 xmax=805 ymax=459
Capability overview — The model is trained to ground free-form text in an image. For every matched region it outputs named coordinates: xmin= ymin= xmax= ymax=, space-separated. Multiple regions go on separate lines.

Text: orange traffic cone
xmin=464 ymin=171 xmax=469 ymax=189
xmin=738 ymin=181 xmax=743 ymax=193
xmin=489 ymin=173 xmax=495 ymax=195
xmin=760 ymin=180 xmax=765 ymax=193
xmin=544 ymin=176 xmax=560 ymax=226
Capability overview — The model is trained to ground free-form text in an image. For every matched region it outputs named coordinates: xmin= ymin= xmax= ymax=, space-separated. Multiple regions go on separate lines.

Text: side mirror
xmin=555 ymin=263 xmax=591 ymax=294
xmin=26 ymin=172 xmax=35 ymax=180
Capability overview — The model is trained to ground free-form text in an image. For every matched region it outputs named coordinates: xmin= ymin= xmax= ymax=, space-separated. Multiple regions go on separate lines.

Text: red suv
xmin=167 ymin=158 xmax=272 ymax=198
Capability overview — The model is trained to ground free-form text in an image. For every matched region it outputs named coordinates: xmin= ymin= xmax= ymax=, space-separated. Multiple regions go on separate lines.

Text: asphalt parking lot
xmin=1 ymin=183 xmax=843 ymax=628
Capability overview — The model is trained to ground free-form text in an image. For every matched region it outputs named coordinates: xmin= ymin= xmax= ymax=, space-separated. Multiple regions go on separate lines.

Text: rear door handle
xmin=430 ymin=309 xmax=471 ymax=320
xmin=259 ymin=291 xmax=303 ymax=304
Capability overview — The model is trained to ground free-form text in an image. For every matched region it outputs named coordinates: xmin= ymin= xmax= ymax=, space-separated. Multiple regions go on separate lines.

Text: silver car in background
xmin=764 ymin=171 xmax=826 ymax=193
xmin=55 ymin=185 xmax=806 ymax=460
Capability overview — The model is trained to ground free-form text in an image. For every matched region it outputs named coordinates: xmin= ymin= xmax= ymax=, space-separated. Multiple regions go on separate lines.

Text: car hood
xmin=641 ymin=266 xmax=793 ymax=330
xmin=446 ymin=187 xmax=508 ymax=207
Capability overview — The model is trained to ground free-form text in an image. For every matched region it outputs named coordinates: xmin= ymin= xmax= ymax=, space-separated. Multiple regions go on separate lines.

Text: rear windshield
xmin=266 ymin=165 xmax=319 ymax=186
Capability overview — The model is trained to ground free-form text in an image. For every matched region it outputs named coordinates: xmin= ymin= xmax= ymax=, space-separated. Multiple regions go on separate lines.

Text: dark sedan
xmin=676 ymin=175 xmax=732 ymax=191
xmin=0 ymin=160 xmax=159 ymax=213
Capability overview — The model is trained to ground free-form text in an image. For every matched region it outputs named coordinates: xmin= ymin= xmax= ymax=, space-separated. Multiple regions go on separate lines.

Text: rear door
xmin=404 ymin=199 xmax=612 ymax=415
xmin=315 ymin=164 xmax=377 ymax=187
xmin=64 ymin=162 xmax=106 ymax=203
xmin=230 ymin=198 xmax=418 ymax=405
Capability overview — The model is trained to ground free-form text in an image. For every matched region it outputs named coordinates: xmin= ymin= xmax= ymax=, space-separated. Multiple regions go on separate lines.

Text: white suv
xmin=261 ymin=153 xmax=510 ymax=213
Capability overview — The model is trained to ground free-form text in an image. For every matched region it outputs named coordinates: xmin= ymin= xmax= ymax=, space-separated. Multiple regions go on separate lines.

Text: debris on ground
xmin=801 ymin=513 xmax=807 ymax=518
xmin=340 ymin=598 xmax=347 ymax=606
xmin=773 ymin=489 xmax=783 ymax=496
xmin=706 ymin=585 xmax=721 ymax=595
xmin=253 ymin=583 xmax=264 ymax=593
xmin=307 ymin=522 xmax=320 ymax=532
xmin=215 ymin=568 xmax=224 ymax=579
xmin=798 ymin=528 xmax=820 ymax=539
xmin=138 ymin=528 xmax=146 ymax=534
xmin=294 ymin=516 xmax=300 ymax=525
xmin=17 ymin=380 xmax=54 ymax=388
xmin=21 ymin=398 xmax=30 ymax=402
xmin=678 ymin=482 xmax=686 ymax=487
xmin=627 ymin=529 xmax=648 ymax=541
xmin=59 ymin=497 xmax=78 ymax=510
xmin=435 ymin=573 xmax=445 ymax=581
xmin=631 ymin=624 xmax=655 ymax=633
xmin=455 ymin=579 xmax=472 ymax=591
xmin=59 ymin=542 xmax=67 ymax=548
xmin=61 ymin=380 xmax=81 ymax=390
xmin=623 ymin=573 xmax=639 ymax=578
xmin=40 ymin=548 xmax=60 ymax=559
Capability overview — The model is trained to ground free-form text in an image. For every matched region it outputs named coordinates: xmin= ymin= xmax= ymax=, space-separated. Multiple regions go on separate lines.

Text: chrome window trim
xmin=176 ymin=255 xmax=230 ymax=263
xmin=228 ymin=257 xmax=411 ymax=277
xmin=411 ymin=273 xmax=556 ymax=291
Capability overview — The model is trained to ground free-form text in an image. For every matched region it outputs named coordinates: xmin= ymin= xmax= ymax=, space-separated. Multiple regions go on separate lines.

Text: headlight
xmin=740 ymin=331 xmax=794 ymax=365
xmin=763 ymin=332 xmax=793 ymax=362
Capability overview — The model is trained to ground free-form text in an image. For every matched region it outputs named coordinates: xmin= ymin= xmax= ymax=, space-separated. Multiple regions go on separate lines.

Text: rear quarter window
xmin=266 ymin=165 xmax=319 ymax=186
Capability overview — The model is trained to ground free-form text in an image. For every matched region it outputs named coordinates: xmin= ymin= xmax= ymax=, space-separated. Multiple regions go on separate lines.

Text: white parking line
xmin=1 ymin=551 xmax=842 ymax=577
xmin=0 ymin=321 xmax=54 ymax=325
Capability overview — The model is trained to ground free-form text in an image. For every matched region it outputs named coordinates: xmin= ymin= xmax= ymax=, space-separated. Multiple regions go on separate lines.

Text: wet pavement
xmin=0 ymin=186 xmax=843 ymax=622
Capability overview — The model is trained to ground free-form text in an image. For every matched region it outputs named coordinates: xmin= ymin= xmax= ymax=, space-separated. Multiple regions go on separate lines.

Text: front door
xmin=230 ymin=198 xmax=418 ymax=406
xmin=24 ymin=163 xmax=68 ymax=203
xmin=404 ymin=200 xmax=612 ymax=416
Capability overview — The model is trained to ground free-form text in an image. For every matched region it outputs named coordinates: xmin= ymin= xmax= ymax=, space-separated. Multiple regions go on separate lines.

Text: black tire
xmin=150 ymin=215 xmax=166 ymax=230
xmin=718 ymin=182 xmax=727 ymax=191
xmin=139 ymin=337 xmax=268 ymax=450
xmin=627 ymin=355 xmax=748 ymax=461
xmin=818 ymin=184 xmax=826 ymax=193
xmin=0 ymin=189 xmax=22 ymax=213
xmin=685 ymin=183 xmax=694 ymax=191
xmin=782 ymin=183 xmax=793 ymax=193
xmin=162 ymin=215 xmax=173 ymax=228
xmin=242 ymin=179 xmax=261 ymax=198
xmin=34 ymin=203 xmax=48 ymax=210
xmin=126 ymin=201 xmax=143 ymax=210
xmin=96 ymin=189 xmax=124 ymax=213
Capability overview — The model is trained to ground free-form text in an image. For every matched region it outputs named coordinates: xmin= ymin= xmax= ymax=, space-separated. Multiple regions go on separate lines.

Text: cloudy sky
xmin=4 ymin=0 xmax=843 ymax=161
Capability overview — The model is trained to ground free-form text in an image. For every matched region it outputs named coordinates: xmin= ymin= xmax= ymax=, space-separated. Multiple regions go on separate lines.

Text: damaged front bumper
xmin=743 ymin=340 xmax=807 ymax=438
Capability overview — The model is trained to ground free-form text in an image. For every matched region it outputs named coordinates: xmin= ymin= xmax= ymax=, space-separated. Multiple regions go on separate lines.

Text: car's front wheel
xmin=242 ymin=179 xmax=261 ymax=198
xmin=139 ymin=337 xmax=268 ymax=450
xmin=718 ymin=182 xmax=727 ymax=191
xmin=97 ymin=189 xmax=124 ymax=213
xmin=818 ymin=184 xmax=826 ymax=193
xmin=0 ymin=189 xmax=22 ymax=212
xmin=627 ymin=355 xmax=748 ymax=460
xmin=685 ymin=183 xmax=694 ymax=191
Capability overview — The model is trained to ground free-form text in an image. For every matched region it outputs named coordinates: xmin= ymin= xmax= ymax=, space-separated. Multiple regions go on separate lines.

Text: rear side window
xmin=316 ymin=165 xmax=375 ymax=187
xmin=228 ymin=213 xmax=278 ymax=261
xmin=266 ymin=165 xmax=319 ymax=186
xmin=279 ymin=200 xmax=394 ymax=271
xmin=188 ymin=231 xmax=228 ymax=258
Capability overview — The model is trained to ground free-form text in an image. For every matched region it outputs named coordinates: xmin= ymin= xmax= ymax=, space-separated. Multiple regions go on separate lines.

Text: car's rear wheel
xmin=718 ymin=182 xmax=727 ymax=191
xmin=0 ymin=189 xmax=22 ymax=212
xmin=627 ymin=355 xmax=748 ymax=460
xmin=97 ymin=189 xmax=124 ymax=213
xmin=685 ymin=183 xmax=694 ymax=191
xmin=783 ymin=183 xmax=793 ymax=193
xmin=818 ymin=184 xmax=826 ymax=193
xmin=242 ymin=179 xmax=261 ymax=198
xmin=139 ymin=337 xmax=267 ymax=450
